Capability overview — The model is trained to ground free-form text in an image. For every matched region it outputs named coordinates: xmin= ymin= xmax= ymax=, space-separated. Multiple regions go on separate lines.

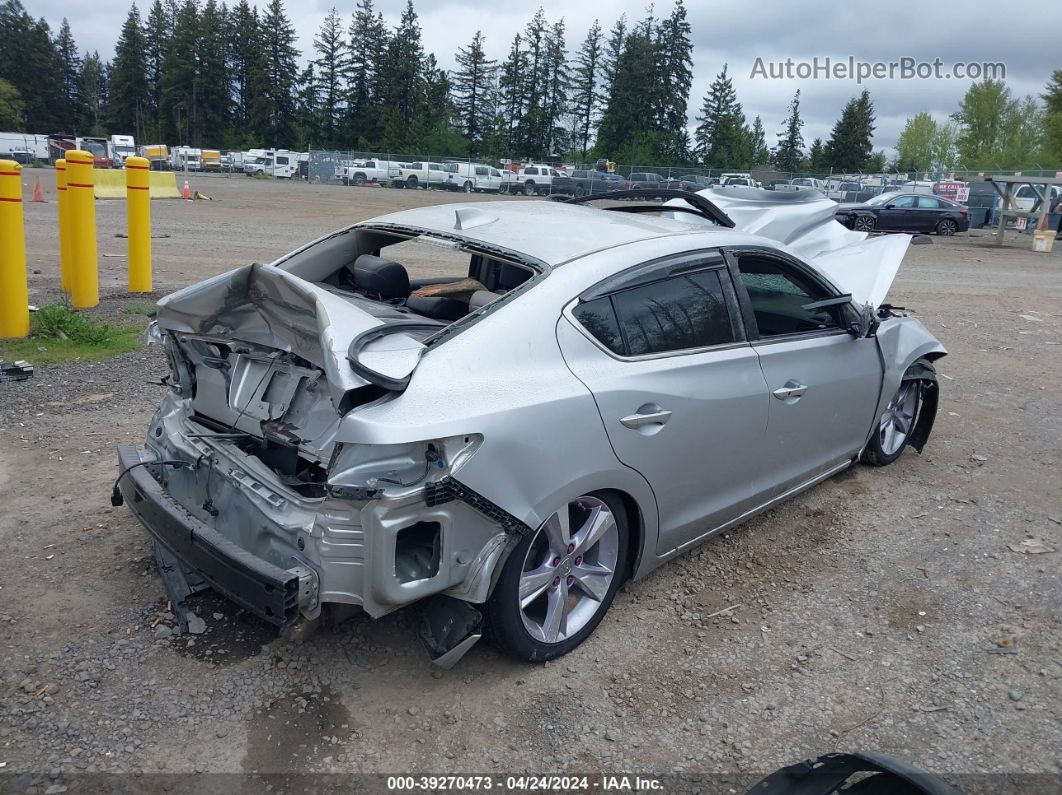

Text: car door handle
xmin=772 ymin=381 xmax=808 ymax=400
xmin=619 ymin=409 xmax=673 ymax=429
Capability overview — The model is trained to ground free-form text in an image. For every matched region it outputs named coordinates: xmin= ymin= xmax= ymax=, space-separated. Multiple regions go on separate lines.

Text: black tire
xmin=463 ymin=180 xmax=473 ymax=193
xmin=574 ymin=184 xmax=586 ymax=197
xmin=936 ymin=218 xmax=957 ymax=236
xmin=523 ymin=181 xmax=536 ymax=196
xmin=853 ymin=214 xmax=875 ymax=232
xmin=353 ymin=173 xmax=366 ymax=186
xmin=407 ymin=176 xmax=418 ymax=189
xmin=483 ymin=491 xmax=629 ymax=662
xmin=862 ymin=360 xmax=934 ymax=466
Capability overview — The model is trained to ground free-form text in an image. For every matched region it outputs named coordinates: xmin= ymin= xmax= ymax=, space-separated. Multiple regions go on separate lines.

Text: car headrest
xmin=351 ymin=254 xmax=410 ymax=299
xmin=469 ymin=290 xmax=500 ymax=310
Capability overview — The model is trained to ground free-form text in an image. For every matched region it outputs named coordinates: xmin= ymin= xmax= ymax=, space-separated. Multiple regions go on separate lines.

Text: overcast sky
xmin=24 ymin=0 xmax=1062 ymax=154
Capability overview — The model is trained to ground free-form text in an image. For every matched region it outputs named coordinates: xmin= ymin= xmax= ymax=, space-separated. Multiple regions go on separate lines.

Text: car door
xmin=556 ymin=251 xmax=772 ymax=554
xmin=487 ymin=167 xmax=502 ymax=192
xmin=876 ymin=194 xmax=918 ymax=230
xmin=727 ymin=248 xmax=882 ymax=494
xmin=916 ymin=196 xmax=948 ymax=231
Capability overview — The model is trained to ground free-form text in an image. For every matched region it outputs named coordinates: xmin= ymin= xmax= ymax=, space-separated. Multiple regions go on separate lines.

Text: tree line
xmin=1 ymin=0 xmax=1059 ymax=172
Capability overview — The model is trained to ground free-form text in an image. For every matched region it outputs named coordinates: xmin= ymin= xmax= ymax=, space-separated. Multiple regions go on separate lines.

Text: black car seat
xmin=349 ymin=254 xmax=410 ymax=300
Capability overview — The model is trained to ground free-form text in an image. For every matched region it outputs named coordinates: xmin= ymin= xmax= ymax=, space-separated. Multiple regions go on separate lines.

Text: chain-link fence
xmin=306 ymin=148 xmax=1061 ymax=229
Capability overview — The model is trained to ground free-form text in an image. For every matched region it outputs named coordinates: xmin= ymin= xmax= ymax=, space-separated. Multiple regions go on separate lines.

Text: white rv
xmin=171 ymin=146 xmax=202 ymax=171
xmin=243 ymin=149 xmax=299 ymax=178
xmin=110 ymin=134 xmax=136 ymax=165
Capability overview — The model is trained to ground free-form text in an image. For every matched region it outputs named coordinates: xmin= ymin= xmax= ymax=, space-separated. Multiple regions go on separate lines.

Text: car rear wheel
xmin=463 ymin=181 xmax=473 ymax=193
xmin=407 ymin=176 xmax=418 ymax=189
xmin=484 ymin=492 xmax=628 ymax=662
xmin=523 ymin=182 xmax=536 ymax=196
xmin=853 ymin=214 xmax=875 ymax=232
xmin=353 ymin=173 xmax=366 ymax=186
xmin=936 ymin=218 xmax=957 ymax=236
xmin=575 ymin=184 xmax=586 ymax=197
xmin=862 ymin=365 xmax=930 ymax=466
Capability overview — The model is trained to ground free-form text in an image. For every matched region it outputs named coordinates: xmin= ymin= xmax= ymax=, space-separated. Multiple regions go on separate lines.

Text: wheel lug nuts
xmin=566 ymin=543 xmax=575 ymax=553
xmin=574 ymin=556 xmax=582 ymax=565
xmin=566 ymin=575 xmax=575 ymax=586
xmin=552 ymin=556 xmax=560 ymax=566
xmin=552 ymin=576 xmax=560 ymax=587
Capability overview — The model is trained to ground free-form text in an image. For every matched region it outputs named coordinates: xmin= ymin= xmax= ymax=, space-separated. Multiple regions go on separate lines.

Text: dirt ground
xmin=1 ymin=173 xmax=1060 ymax=793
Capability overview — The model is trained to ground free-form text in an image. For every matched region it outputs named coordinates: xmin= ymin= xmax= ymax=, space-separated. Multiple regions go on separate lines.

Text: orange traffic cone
xmin=31 ymin=177 xmax=44 ymax=203
xmin=181 ymin=179 xmax=191 ymax=200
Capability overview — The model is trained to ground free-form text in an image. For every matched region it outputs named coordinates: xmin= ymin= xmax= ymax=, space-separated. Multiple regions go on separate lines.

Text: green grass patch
xmin=0 ymin=304 xmax=144 ymax=365
xmin=123 ymin=303 xmax=156 ymax=316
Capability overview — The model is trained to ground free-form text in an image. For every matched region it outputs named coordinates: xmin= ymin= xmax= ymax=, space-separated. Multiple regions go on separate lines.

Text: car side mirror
xmin=884 ymin=203 xmax=895 ymax=209
xmin=802 ymin=294 xmax=873 ymax=338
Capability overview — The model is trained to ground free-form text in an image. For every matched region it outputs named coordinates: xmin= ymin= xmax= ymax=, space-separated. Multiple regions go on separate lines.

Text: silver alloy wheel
xmin=518 ymin=496 xmax=620 ymax=644
xmin=938 ymin=219 xmax=957 ymax=235
xmin=879 ymin=380 xmax=921 ymax=456
xmin=854 ymin=215 xmax=874 ymax=232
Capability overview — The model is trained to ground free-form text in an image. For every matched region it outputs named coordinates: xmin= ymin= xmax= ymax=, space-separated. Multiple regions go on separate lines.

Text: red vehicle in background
xmin=46 ymin=134 xmax=113 ymax=168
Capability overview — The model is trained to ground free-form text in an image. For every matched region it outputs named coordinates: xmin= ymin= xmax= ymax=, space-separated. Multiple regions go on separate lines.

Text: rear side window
xmin=525 ymin=167 xmax=538 ymax=175
xmin=918 ymin=196 xmax=943 ymax=209
xmin=573 ymin=269 xmax=735 ymax=356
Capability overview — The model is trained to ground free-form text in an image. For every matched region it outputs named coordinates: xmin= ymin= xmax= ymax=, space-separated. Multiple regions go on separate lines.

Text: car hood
xmin=668 ymin=187 xmax=909 ymax=308
xmin=155 ymin=263 xmax=427 ymax=403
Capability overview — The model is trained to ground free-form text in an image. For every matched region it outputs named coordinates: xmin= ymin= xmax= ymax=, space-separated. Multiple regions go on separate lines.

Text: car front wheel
xmin=862 ymin=363 xmax=932 ymax=466
xmin=484 ymin=492 xmax=628 ymax=662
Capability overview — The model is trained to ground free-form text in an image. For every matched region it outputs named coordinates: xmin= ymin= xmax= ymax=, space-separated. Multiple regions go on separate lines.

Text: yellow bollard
xmin=125 ymin=156 xmax=152 ymax=292
xmin=0 ymin=159 xmax=29 ymax=338
xmin=65 ymin=150 xmax=98 ymax=308
xmin=55 ymin=159 xmax=73 ymax=292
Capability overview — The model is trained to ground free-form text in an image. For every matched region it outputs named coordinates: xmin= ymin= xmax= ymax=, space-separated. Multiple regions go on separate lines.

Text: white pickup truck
xmin=342 ymin=159 xmax=403 ymax=186
xmin=392 ymin=161 xmax=448 ymax=189
xmin=513 ymin=164 xmax=560 ymax=196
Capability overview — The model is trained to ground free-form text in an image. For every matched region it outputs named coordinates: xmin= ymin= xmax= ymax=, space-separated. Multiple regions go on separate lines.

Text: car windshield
xmin=866 ymin=191 xmax=904 ymax=206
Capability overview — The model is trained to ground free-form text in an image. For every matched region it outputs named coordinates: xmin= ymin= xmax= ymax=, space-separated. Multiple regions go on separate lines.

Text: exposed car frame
xmin=115 ymin=188 xmax=945 ymax=666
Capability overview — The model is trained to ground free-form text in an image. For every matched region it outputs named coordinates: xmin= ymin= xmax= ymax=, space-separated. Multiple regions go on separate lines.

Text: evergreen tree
xmin=517 ymin=8 xmax=548 ymax=156
xmin=143 ymin=0 xmax=170 ymax=140
xmin=694 ymin=64 xmax=746 ymax=167
xmin=260 ymin=0 xmax=300 ymax=147
xmin=806 ymin=137 xmax=827 ymax=172
xmin=313 ymin=7 xmax=345 ymax=147
xmin=295 ymin=64 xmax=319 ymax=148
xmin=542 ymin=19 xmax=569 ymax=156
xmin=824 ymin=89 xmax=875 ymax=171
xmin=569 ymin=20 xmax=602 ymax=158
xmin=159 ymin=0 xmax=199 ymax=143
xmin=497 ymin=33 xmax=526 ymax=151
xmin=229 ymin=0 xmax=267 ymax=143
xmin=748 ymin=115 xmax=769 ymax=165
xmin=54 ymin=19 xmax=81 ymax=129
xmin=107 ymin=4 xmax=150 ymax=139
xmin=599 ymin=14 xmax=626 ymax=111
xmin=0 ymin=4 xmax=66 ymax=132
xmin=78 ymin=51 xmax=108 ymax=135
xmin=773 ymin=89 xmax=804 ymax=172
xmin=452 ymin=31 xmax=497 ymax=151
xmin=596 ymin=21 xmax=659 ymax=160
xmin=653 ymin=0 xmax=692 ymax=159
xmin=345 ymin=0 xmax=388 ymax=147
xmin=198 ymin=0 xmax=231 ymax=145
xmin=377 ymin=0 xmax=422 ymax=149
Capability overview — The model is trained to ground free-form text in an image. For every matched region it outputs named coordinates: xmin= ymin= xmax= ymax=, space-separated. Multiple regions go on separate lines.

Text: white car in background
xmin=343 ymin=159 xmax=404 ymax=186
xmin=444 ymin=162 xmax=504 ymax=193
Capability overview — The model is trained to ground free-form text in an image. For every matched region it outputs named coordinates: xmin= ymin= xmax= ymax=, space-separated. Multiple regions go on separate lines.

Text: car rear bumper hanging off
xmin=116 ymin=444 xmax=305 ymax=627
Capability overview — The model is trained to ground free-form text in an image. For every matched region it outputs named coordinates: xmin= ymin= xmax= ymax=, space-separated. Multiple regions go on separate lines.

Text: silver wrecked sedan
xmin=115 ymin=188 xmax=944 ymax=665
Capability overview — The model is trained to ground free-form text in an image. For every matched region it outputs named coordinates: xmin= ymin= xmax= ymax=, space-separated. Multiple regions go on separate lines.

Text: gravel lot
xmin=1 ymin=174 xmax=1060 ymax=793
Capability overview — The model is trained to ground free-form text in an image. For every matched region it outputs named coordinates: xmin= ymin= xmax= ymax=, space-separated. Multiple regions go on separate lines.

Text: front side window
xmin=888 ymin=195 xmax=917 ymax=208
xmin=475 ymin=166 xmax=487 ymax=176
xmin=573 ymin=269 xmax=735 ymax=356
xmin=736 ymin=255 xmax=837 ymax=337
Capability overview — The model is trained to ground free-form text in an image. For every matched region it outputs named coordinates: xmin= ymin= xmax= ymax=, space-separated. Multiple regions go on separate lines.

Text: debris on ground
xmin=0 ymin=360 xmax=34 ymax=382
xmin=1007 ymin=537 xmax=1056 ymax=554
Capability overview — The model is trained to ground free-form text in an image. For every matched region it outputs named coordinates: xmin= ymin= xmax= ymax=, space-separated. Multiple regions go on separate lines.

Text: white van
xmin=444 ymin=162 xmax=504 ymax=192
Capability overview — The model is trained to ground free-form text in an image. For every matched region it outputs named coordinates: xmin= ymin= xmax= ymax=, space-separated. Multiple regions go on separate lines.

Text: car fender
xmin=871 ymin=314 xmax=946 ymax=446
